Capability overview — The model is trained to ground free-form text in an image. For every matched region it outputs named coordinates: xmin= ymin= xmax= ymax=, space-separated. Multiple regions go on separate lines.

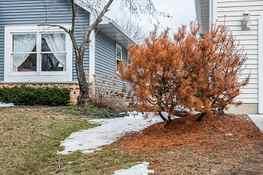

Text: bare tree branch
xmin=81 ymin=0 xmax=114 ymax=49
xmin=42 ymin=0 xmax=158 ymax=106
xmin=40 ymin=24 xmax=69 ymax=33
xmin=117 ymin=19 xmax=146 ymax=42
xmin=70 ymin=0 xmax=76 ymax=34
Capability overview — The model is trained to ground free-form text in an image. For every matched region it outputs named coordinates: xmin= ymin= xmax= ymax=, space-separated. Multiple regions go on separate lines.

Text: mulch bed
xmin=116 ymin=115 xmax=263 ymax=174
xmin=118 ymin=115 xmax=262 ymax=153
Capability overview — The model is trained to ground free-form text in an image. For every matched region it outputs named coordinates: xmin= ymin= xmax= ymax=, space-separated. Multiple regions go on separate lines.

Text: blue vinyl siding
xmin=95 ymin=32 xmax=128 ymax=93
xmin=0 ymin=0 xmax=90 ymax=81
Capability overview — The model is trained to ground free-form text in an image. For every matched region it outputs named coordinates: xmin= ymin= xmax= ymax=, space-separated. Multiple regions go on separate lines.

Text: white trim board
xmin=4 ymin=24 xmax=73 ymax=83
xmin=89 ymin=13 xmax=96 ymax=96
xmin=258 ymin=15 xmax=263 ymax=114
xmin=209 ymin=0 xmax=217 ymax=26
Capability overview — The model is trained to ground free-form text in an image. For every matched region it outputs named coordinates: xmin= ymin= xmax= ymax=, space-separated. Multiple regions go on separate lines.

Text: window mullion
xmin=36 ymin=32 xmax=41 ymax=73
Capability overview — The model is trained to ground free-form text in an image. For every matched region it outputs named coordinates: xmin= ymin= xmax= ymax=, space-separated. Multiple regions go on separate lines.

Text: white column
xmin=258 ymin=15 xmax=263 ymax=114
xmin=209 ymin=0 xmax=217 ymax=26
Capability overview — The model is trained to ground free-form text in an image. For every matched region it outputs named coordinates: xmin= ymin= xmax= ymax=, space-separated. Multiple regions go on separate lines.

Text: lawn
xmin=1 ymin=107 xmax=263 ymax=175
xmin=0 ymin=107 xmax=140 ymax=175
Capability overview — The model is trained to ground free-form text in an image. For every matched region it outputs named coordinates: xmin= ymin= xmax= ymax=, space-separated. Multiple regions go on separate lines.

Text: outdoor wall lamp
xmin=241 ymin=13 xmax=250 ymax=31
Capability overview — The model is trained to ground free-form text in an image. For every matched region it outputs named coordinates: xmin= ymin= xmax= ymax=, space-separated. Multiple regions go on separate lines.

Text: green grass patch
xmin=62 ymin=148 xmax=141 ymax=175
xmin=0 ymin=107 xmax=140 ymax=175
xmin=55 ymin=104 xmax=126 ymax=119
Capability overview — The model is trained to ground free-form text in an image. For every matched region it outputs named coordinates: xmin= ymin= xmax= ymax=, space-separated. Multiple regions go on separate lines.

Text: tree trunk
xmin=196 ymin=112 xmax=207 ymax=122
xmin=75 ymin=49 xmax=89 ymax=106
xmin=78 ymin=82 xmax=89 ymax=106
xmin=159 ymin=112 xmax=173 ymax=126
xmin=159 ymin=112 xmax=167 ymax=122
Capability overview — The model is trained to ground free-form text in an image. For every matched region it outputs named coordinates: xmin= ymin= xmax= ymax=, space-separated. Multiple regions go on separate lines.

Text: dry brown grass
xmin=0 ymin=107 xmax=90 ymax=174
xmin=0 ymin=107 xmax=140 ymax=175
xmin=2 ymin=107 xmax=263 ymax=175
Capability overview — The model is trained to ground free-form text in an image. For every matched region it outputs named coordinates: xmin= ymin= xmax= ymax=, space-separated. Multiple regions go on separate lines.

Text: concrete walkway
xmin=248 ymin=114 xmax=263 ymax=132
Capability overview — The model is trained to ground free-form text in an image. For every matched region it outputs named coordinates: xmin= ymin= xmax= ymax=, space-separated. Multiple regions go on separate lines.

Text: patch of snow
xmin=248 ymin=114 xmax=263 ymax=132
xmin=113 ymin=162 xmax=153 ymax=175
xmin=59 ymin=113 xmax=163 ymax=154
xmin=0 ymin=102 xmax=14 ymax=107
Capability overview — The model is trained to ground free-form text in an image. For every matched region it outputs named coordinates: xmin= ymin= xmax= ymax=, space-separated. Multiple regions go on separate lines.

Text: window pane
xmin=41 ymin=33 xmax=65 ymax=52
xmin=117 ymin=59 xmax=122 ymax=72
xmin=13 ymin=34 xmax=36 ymax=53
xmin=116 ymin=46 xmax=122 ymax=60
xmin=14 ymin=53 xmax=37 ymax=72
xmin=12 ymin=34 xmax=36 ymax=72
xmin=41 ymin=53 xmax=66 ymax=72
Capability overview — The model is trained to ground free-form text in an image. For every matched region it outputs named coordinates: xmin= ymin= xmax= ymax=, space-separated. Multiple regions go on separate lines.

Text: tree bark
xmin=44 ymin=0 xmax=156 ymax=107
xmin=196 ymin=112 xmax=207 ymax=122
xmin=167 ymin=115 xmax=172 ymax=123
xmin=76 ymin=0 xmax=114 ymax=106
xmin=159 ymin=112 xmax=173 ymax=126
xmin=75 ymin=49 xmax=89 ymax=106
xmin=159 ymin=112 xmax=167 ymax=122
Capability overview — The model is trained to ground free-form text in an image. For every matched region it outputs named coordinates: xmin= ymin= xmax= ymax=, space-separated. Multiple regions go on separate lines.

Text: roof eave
xmin=74 ymin=0 xmax=91 ymax=13
xmin=97 ymin=17 xmax=135 ymax=48
xmin=97 ymin=23 xmax=135 ymax=49
xmin=74 ymin=1 xmax=135 ymax=47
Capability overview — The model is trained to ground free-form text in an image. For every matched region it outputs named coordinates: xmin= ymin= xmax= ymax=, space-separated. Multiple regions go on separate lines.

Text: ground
xmin=117 ymin=115 xmax=263 ymax=174
xmin=0 ymin=107 xmax=140 ymax=175
xmin=1 ymin=107 xmax=263 ymax=175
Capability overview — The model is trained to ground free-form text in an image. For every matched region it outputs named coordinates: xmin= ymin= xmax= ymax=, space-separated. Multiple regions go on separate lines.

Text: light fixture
xmin=241 ymin=13 xmax=250 ymax=31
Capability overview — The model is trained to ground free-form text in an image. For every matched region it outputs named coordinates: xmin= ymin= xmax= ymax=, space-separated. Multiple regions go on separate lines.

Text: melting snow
xmin=0 ymin=102 xmax=14 ymax=107
xmin=60 ymin=113 xmax=163 ymax=154
xmin=113 ymin=162 xmax=153 ymax=175
xmin=249 ymin=114 xmax=263 ymax=132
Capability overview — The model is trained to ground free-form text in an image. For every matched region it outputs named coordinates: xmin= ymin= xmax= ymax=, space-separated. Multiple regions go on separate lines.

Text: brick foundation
xmin=0 ymin=82 xmax=80 ymax=105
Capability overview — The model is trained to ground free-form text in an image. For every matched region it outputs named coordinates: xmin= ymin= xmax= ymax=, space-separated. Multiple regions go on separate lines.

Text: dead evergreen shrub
xmin=120 ymin=24 xmax=249 ymax=122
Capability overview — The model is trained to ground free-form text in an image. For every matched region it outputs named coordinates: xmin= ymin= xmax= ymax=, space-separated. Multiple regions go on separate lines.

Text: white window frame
xmin=116 ymin=43 xmax=123 ymax=61
xmin=4 ymin=25 xmax=73 ymax=82
xmin=116 ymin=43 xmax=123 ymax=73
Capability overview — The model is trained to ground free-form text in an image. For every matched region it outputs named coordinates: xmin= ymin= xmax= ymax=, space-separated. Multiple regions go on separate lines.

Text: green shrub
xmin=0 ymin=86 xmax=70 ymax=106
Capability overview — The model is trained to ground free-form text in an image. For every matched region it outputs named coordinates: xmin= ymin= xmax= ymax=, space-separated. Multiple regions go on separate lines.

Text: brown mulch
xmin=116 ymin=115 xmax=263 ymax=175
xmin=118 ymin=115 xmax=262 ymax=153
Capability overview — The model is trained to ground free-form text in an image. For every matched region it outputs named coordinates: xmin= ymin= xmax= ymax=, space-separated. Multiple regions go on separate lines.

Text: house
xmin=195 ymin=0 xmax=263 ymax=114
xmin=0 ymin=0 xmax=133 ymax=103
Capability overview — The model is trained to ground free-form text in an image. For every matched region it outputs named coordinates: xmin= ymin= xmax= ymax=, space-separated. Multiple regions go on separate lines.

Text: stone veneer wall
xmin=0 ymin=82 xmax=80 ymax=105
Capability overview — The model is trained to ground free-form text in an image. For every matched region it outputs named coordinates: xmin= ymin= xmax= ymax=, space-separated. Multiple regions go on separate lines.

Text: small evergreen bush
xmin=0 ymin=86 xmax=70 ymax=106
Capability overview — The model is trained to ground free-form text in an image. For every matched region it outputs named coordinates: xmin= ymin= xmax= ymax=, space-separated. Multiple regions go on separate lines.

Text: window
xmin=12 ymin=34 xmax=37 ymax=72
xmin=116 ymin=43 xmax=123 ymax=72
xmin=12 ymin=33 xmax=66 ymax=72
xmin=41 ymin=33 xmax=66 ymax=72
xmin=5 ymin=25 xmax=72 ymax=82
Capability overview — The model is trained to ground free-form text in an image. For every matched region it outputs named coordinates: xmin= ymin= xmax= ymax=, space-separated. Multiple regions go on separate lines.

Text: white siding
xmin=215 ymin=0 xmax=262 ymax=104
